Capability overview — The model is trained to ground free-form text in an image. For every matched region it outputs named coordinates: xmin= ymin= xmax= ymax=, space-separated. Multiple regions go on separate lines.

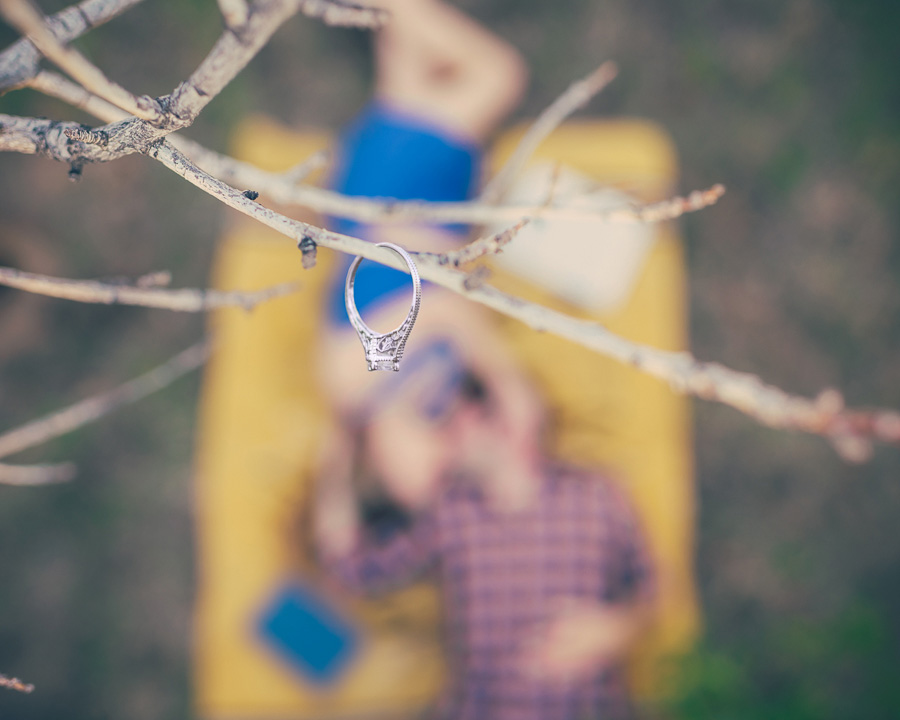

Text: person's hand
xmin=519 ymin=599 xmax=643 ymax=685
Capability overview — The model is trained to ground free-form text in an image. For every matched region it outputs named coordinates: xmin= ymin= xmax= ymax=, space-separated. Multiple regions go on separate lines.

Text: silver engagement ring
xmin=345 ymin=242 xmax=421 ymax=372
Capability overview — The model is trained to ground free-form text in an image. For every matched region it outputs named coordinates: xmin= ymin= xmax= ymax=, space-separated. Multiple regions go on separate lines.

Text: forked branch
xmin=0 ymin=0 xmax=387 ymax=169
xmin=0 ymin=0 xmax=165 ymax=122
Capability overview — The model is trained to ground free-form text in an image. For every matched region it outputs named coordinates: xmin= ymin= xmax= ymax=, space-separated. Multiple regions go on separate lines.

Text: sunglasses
xmin=357 ymin=338 xmax=491 ymax=424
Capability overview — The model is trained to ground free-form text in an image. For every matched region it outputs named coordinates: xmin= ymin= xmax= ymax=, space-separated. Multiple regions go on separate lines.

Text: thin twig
xmin=0 ymin=0 xmax=145 ymax=92
xmin=296 ymin=0 xmax=389 ymax=28
xmin=168 ymin=128 xmax=725 ymax=224
xmin=0 ymin=265 xmax=299 ymax=311
xmin=163 ymin=125 xmax=723 ymax=224
xmin=436 ymin=219 xmax=531 ymax=268
xmin=481 ymin=61 xmax=619 ymax=204
xmin=217 ymin=0 xmax=249 ymax=29
xmin=542 ymin=162 xmax=563 ymax=208
xmin=165 ymin=0 xmax=298 ymax=130
xmin=0 ymin=673 xmax=34 ymax=693
xmin=623 ymin=184 xmax=728 ymax=222
xmin=281 ymin=148 xmax=330 ymax=184
xmin=145 ymin=139 xmax=900 ymax=459
xmin=165 ymin=129 xmax=726 ymax=224
xmin=0 ymin=0 xmax=165 ymax=123
xmin=0 ymin=341 xmax=208 ymax=460
xmin=266 ymin=180 xmax=726 ymax=225
xmin=0 ymin=462 xmax=76 ymax=486
xmin=28 ymin=69 xmax=128 ymax=121
xmin=135 ymin=270 xmax=171 ymax=287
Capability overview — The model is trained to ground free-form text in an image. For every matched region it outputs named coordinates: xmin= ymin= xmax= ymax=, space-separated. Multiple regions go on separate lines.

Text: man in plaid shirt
xmin=317 ymin=357 xmax=656 ymax=720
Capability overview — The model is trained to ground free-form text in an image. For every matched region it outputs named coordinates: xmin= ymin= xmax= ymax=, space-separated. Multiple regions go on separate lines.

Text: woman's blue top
xmin=327 ymin=102 xmax=481 ymax=326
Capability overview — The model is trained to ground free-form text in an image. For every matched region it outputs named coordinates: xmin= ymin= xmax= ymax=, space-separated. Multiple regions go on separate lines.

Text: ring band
xmin=345 ymin=242 xmax=421 ymax=372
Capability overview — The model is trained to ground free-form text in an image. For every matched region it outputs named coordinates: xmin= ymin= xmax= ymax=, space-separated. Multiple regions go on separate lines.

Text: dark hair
xmin=458 ymin=369 xmax=489 ymax=405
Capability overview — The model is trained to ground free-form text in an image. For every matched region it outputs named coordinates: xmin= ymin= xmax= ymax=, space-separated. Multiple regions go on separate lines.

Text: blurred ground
xmin=1 ymin=0 xmax=899 ymax=718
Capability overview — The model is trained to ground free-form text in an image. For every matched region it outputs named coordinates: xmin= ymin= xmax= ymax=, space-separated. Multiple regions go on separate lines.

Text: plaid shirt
xmin=331 ymin=465 xmax=655 ymax=720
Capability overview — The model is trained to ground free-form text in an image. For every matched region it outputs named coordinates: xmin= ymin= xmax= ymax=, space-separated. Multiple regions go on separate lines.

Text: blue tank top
xmin=327 ymin=102 xmax=481 ymax=326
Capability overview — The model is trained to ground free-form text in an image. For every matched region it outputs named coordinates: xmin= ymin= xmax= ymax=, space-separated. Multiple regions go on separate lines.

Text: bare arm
xmin=314 ymin=428 xmax=440 ymax=592
xmin=520 ymin=481 xmax=658 ymax=682
xmin=373 ymin=0 xmax=528 ymax=141
xmin=520 ymin=598 xmax=655 ymax=683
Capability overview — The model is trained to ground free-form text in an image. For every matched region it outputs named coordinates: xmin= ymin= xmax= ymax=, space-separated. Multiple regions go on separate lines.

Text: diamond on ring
xmin=345 ymin=242 xmax=421 ymax=372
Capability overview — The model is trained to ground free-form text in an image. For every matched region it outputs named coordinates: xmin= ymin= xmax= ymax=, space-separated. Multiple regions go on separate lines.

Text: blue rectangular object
xmin=257 ymin=581 xmax=359 ymax=685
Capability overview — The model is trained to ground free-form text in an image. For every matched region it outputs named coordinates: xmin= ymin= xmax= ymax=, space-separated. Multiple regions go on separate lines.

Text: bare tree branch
xmin=4 ymin=101 xmax=722 ymax=224
xmin=148 ymin=138 xmax=343 ymax=247
xmin=1 ymin=0 xmax=384 ymax=172
xmin=3 ymin=64 xmax=888 ymax=460
xmin=248 ymin=176 xmax=727 ymax=226
xmin=143 ymin=139 xmax=900 ymax=459
xmin=0 ymin=341 xmax=208 ymax=460
xmin=4 ymin=26 xmax=896 ymax=461
xmin=622 ymin=185 xmax=728 ymax=222
xmin=0 ymin=673 xmax=34 ymax=692
xmin=481 ymin=61 xmax=619 ymax=204
xmin=435 ymin=219 xmax=531 ymax=268
xmin=157 ymin=112 xmax=722 ymax=223
xmin=415 ymin=253 xmax=900 ymax=463
xmin=27 ymin=70 xmax=311 ymax=186
xmin=0 ymin=265 xmax=299 ymax=311
xmin=19 ymin=70 xmax=726 ymax=225
xmin=164 ymin=0 xmax=306 ymax=133
xmin=0 ymin=112 xmax=120 ymax=164
xmin=297 ymin=0 xmax=388 ymax=28
xmin=159 ymin=131 xmax=726 ymax=224
xmin=0 ymin=462 xmax=76 ymax=486
xmin=166 ymin=0 xmax=385 ymax=132
xmin=0 ymin=0 xmax=145 ymax=92
xmin=0 ymin=0 xmax=165 ymax=122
